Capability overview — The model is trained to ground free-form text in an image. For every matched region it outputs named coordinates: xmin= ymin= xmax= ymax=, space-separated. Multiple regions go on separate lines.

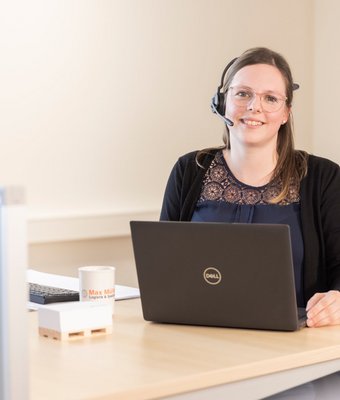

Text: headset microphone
xmin=210 ymin=97 xmax=234 ymax=126
xmin=218 ymin=114 xmax=234 ymax=127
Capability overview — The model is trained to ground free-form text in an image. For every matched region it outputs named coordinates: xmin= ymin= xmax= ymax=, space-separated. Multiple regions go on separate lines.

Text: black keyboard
xmin=29 ymin=282 xmax=80 ymax=305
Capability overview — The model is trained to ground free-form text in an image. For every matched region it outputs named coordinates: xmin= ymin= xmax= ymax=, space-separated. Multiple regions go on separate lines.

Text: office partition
xmin=0 ymin=187 xmax=28 ymax=400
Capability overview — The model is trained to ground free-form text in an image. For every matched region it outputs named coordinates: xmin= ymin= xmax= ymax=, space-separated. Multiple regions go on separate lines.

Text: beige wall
xmin=313 ymin=0 xmax=340 ymax=164
xmin=1 ymin=0 xmax=314 ymax=219
xmin=29 ymin=236 xmax=139 ymax=286
xmin=2 ymin=0 xmax=332 ymax=285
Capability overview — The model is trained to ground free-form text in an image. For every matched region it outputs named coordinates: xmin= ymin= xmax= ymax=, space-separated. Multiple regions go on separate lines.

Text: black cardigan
xmin=160 ymin=150 xmax=340 ymax=303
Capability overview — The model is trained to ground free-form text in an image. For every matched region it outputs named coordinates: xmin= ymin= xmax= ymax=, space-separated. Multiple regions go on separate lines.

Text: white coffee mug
xmin=78 ymin=266 xmax=115 ymax=315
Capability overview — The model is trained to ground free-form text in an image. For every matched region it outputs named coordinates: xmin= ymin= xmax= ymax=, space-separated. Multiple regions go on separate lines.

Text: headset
xmin=210 ymin=57 xmax=238 ymax=126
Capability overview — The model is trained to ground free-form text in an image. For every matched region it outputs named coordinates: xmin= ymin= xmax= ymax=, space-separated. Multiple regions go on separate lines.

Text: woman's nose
xmin=247 ymin=93 xmax=262 ymax=112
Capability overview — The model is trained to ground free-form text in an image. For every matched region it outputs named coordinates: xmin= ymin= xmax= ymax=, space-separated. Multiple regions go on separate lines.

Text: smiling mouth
xmin=241 ymin=119 xmax=264 ymax=126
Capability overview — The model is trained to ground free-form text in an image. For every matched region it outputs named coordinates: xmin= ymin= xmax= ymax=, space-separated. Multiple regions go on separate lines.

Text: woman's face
xmin=225 ymin=64 xmax=290 ymax=149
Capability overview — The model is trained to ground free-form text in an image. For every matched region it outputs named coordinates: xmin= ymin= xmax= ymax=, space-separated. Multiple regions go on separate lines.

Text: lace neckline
xmin=198 ymin=151 xmax=300 ymax=206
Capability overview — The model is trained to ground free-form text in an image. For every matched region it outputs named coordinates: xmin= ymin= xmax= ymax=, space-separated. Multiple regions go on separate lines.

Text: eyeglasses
xmin=228 ymin=86 xmax=287 ymax=113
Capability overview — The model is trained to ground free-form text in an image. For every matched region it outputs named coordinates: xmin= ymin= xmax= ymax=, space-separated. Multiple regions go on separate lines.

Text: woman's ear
xmin=283 ymin=107 xmax=291 ymax=124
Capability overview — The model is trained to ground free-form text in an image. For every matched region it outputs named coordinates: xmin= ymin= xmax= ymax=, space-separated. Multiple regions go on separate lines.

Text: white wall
xmin=313 ymin=0 xmax=340 ymax=164
xmin=29 ymin=236 xmax=138 ymax=286
xmin=0 ymin=0 xmax=316 ymax=283
xmin=1 ymin=0 xmax=313 ymax=222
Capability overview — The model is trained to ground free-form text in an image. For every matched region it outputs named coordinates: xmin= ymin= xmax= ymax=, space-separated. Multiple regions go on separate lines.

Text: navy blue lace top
xmin=191 ymin=151 xmax=305 ymax=307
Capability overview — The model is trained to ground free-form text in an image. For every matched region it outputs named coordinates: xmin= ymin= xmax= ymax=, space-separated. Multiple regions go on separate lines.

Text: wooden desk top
xmin=30 ymin=298 xmax=340 ymax=400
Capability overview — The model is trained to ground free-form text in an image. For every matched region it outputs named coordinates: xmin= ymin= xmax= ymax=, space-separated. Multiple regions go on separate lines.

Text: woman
xmin=160 ymin=47 xmax=340 ymax=327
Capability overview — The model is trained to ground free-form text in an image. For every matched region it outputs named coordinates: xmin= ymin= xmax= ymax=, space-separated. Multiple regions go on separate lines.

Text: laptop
xmin=130 ymin=221 xmax=307 ymax=331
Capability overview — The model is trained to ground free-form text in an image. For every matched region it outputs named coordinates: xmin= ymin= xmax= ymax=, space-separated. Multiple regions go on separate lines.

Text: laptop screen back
xmin=130 ymin=221 xmax=302 ymax=331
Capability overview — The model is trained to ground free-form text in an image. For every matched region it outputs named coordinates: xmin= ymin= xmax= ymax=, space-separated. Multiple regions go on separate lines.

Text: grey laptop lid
xmin=130 ymin=221 xmax=306 ymax=331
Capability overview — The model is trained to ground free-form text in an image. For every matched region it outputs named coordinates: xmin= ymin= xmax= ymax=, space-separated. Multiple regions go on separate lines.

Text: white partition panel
xmin=0 ymin=187 xmax=28 ymax=400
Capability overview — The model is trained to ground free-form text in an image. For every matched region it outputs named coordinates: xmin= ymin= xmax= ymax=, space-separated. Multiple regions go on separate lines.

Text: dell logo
xmin=203 ymin=267 xmax=222 ymax=285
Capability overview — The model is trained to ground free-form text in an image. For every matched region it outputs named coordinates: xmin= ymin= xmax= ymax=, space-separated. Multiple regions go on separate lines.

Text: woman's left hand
xmin=306 ymin=290 xmax=340 ymax=327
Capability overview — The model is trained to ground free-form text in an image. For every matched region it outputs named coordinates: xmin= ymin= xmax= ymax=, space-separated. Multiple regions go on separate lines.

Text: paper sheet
xmin=27 ymin=268 xmax=140 ymax=310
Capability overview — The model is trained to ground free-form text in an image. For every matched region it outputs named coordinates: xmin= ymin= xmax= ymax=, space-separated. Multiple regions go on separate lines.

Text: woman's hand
xmin=306 ymin=290 xmax=340 ymax=327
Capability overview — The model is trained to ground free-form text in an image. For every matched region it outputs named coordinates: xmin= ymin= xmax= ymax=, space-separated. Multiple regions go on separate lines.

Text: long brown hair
xmin=197 ymin=47 xmax=308 ymax=203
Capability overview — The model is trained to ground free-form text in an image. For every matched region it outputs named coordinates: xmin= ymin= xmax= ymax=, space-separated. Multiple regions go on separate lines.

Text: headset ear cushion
xmin=216 ymin=93 xmax=225 ymax=115
xmin=211 ymin=92 xmax=225 ymax=116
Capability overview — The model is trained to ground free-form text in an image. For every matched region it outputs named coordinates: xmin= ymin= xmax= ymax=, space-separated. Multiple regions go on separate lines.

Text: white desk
xmin=30 ymin=299 xmax=340 ymax=400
